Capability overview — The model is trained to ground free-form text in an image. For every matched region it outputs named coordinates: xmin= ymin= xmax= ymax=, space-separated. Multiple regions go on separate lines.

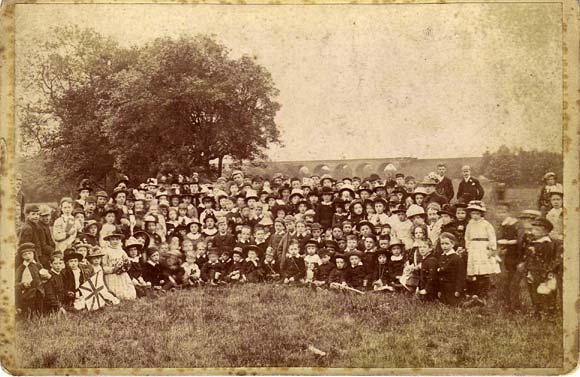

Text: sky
xmin=15 ymin=3 xmax=563 ymax=161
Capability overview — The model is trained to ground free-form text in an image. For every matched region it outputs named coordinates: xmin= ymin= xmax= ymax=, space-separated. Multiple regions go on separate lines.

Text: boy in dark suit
xmin=312 ymin=249 xmax=334 ymax=287
xmin=343 ymin=251 xmax=367 ymax=290
xmin=437 ymin=233 xmax=464 ymax=306
xmin=62 ymin=249 xmax=93 ymax=310
xmin=142 ymin=247 xmax=164 ymax=289
xmin=43 ymin=254 xmax=67 ymax=314
xmin=201 ymin=248 xmax=223 ymax=285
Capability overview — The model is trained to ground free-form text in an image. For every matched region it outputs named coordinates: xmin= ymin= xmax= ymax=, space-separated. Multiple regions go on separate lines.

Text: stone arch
xmin=334 ymin=164 xmax=353 ymax=179
xmin=356 ymin=163 xmax=373 ymax=178
xmin=377 ymin=162 xmax=397 ymax=175
xmin=298 ymin=166 xmax=310 ymax=177
xmin=313 ymin=164 xmax=331 ymax=176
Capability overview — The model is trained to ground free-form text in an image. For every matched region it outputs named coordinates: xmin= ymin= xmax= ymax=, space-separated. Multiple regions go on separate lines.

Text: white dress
xmin=102 ymin=246 xmax=137 ymax=300
xmin=465 ymin=218 xmax=500 ymax=276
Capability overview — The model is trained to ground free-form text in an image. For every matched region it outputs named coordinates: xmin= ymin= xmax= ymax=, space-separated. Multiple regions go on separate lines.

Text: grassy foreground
xmin=14 ymin=284 xmax=562 ymax=369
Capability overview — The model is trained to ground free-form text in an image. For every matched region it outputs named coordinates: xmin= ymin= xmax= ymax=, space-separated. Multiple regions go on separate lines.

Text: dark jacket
xmin=242 ymin=259 xmax=263 ymax=282
xmin=437 ymin=251 xmax=464 ymax=294
xmin=457 ymin=177 xmax=484 ymax=202
xmin=281 ymin=256 xmax=305 ymax=280
xmin=436 ymin=176 xmax=455 ymax=202
xmin=18 ymin=220 xmax=42 ymax=262
xmin=201 ymin=261 xmax=223 ymax=282
xmin=36 ymin=221 xmax=56 ymax=268
xmin=328 ymin=267 xmax=346 ymax=284
xmin=419 ymin=254 xmax=438 ymax=300
xmin=43 ymin=271 xmax=66 ymax=313
xmin=61 ymin=266 xmax=93 ymax=306
xmin=314 ymin=262 xmax=334 ymax=282
xmin=142 ymin=261 xmax=163 ymax=286
xmin=344 ymin=264 xmax=367 ymax=289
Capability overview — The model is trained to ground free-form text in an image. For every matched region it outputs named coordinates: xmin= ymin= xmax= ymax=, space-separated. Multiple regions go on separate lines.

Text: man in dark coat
xmin=435 ymin=163 xmax=455 ymax=202
xmin=456 ymin=165 xmax=484 ymax=202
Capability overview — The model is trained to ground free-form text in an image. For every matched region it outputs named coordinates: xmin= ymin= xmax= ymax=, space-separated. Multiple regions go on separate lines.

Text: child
xmin=369 ymin=198 xmax=390 ymax=226
xmin=371 ymin=249 xmax=393 ymax=291
xmin=303 ymin=240 xmax=321 ymax=266
xmin=42 ymin=254 xmax=67 ymax=314
xmin=84 ymin=246 xmax=120 ymax=306
xmin=521 ymin=218 xmax=561 ymax=316
xmin=343 ymin=251 xmax=367 ymax=290
xmin=125 ymin=237 xmax=150 ymax=296
xmin=545 ymin=190 xmax=563 ymax=241
xmin=400 ymin=224 xmax=428 ymax=292
xmin=263 ymin=248 xmax=280 ymax=281
xmin=464 ymin=201 xmax=499 ymax=305
xmin=226 ymin=247 xmax=245 ymax=282
xmin=161 ymin=250 xmax=186 ymax=290
xmin=202 ymin=215 xmax=218 ymax=238
xmin=186 ymin=219 xmax=203 ymax=244
xmin=15 ymin=243 xmax=43 ymax=317
xmin=281 ymin=240 xmax=305 ymax=283
xmin=142 ymin=247 xmax=164 ymax=289
xmin=242 ymin=246 xmax=263 ymax=283
xmin=195 ymin=240 xmax=208 ymax=267
xmin=417 ymin=239 xmax=438 ymax=301
xmin=62 ymin=250 xmax=93 ymax=311
xmin=304 ymin=262 xmax=316 ymax=284
xmin=98 ymin=209 xmax=118 ymax=248
xmin=201 ymin=248 xmax=223 ymax=285
xmin=390 ymin=206 xmax=413 ymax=251
xmin=387 ymin=239 xmax=406 ymax=288
xmin=437 ymin=232 xmax=464 ymax=306
xmin=312 ymin=249 xmax=334 ymax=287
xmin=495 ymin=202 xmax=521 ymax=311
xmin=328 ymin=254 xmax=348 ymax=290
xmin=53 ymin=197 xmax=82 ymax=253
xmin=102 ymin=232 xmax=137 ymax=300
xmin=182 ymin=250 xmax=201 ymax=287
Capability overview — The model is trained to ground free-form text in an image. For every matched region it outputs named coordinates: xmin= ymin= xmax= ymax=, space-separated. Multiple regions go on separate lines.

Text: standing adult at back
xmin=435 ymin=163 xmax=455 ymax=202
xmin=457 ymin=165 xmax=484 ymax=202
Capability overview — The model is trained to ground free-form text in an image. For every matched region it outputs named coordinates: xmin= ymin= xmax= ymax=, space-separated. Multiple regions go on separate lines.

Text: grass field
xmin=14 ymin=283 xmax=562 ymax=370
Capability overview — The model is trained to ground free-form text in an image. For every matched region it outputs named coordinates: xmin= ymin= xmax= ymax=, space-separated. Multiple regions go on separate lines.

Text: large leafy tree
xmin=101 ymin=35 xmax=281 ymax=183
xmin=19 ymin=27 xmax=281 ymax=197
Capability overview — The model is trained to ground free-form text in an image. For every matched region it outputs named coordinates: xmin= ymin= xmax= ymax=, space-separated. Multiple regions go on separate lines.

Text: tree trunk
xmin=218 ymin=155 xmax=224 ymax=178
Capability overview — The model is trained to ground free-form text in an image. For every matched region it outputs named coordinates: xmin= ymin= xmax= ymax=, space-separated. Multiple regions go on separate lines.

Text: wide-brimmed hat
xmin=373 ymin=197 xmax=388 ymax=207
xmin=403 ymin=204 xmax=423 ymax=218
xmin=289 ymin=189 xmax=304 ymax=199
xmin=420 ymin=176 xmax=438 ymax=186
xmin=339 ymin=185 xmax=356 ymax=197
xmin=144 ymin=215 xmax=158 ymax=223
xmin=318 ymin=186 xmax=334 ymax=197
xmin=64 ymin=250 xmax=84 ymax=262
xmin=467 ymin=200 xmax=487 ymax=213
xmin=111 ymin=187 xmax=127 ymax=199
xmin=86 ymin=246 xmax=105 ymax=259
xmin=532 ymin=218 xmax=554 ymax=233
xmin=187 ymin=218 xmax=202 ymax=228
xmin=438 ymin=204 xmax=455 ymax=217
xmin=543 ymin=172 xmax=556 ymax=181
xmin=517 ymin=210 xmax=542 ymax=219
xmin=391 ymin=205 xmax=407 ymax=214
xmin=388 ymin=238 xmax=404 ymax=249
xmin=411 ymin=187 xmax=429 ymax=198
xmin=548 ymin=188 xmax=563 ymax=198
xmin=125 ymin=236 xmax=143 ymax=250
xmin=357 ymin=220 xmax=374 ymax=230
xmin=102 ymin=207 xmax=117 ymax=218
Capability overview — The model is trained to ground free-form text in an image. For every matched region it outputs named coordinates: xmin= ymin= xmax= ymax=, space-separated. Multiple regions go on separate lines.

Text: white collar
xmin=443 ymin=249 xmax=457 ymax=256
xmin=147 ymin=260 xmax=158 ymax=266
xmin=22 ymin=260 xmax=35 ymax=267
xmin=391 ymin=255 xmax=403 ymax=261
xmin=351 ymin=261 xmax=363 ymax=267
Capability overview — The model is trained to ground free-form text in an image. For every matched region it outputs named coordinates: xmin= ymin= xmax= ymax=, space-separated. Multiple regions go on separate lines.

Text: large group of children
xmin=16 ymin=165 xmax=564 ymax=318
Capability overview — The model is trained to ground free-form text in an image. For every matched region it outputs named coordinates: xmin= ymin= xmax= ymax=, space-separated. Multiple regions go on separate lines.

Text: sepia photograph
xmin=0 ymin=0 xmax=579 ymax=374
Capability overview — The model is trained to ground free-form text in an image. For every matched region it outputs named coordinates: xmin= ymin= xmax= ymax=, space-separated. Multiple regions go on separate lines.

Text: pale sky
xmin=15 ymin=3 xmax=563 ymax=161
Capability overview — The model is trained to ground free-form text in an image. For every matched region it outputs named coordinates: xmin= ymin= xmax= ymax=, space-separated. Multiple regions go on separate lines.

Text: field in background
xmin=15 ymin=284 xmax=562 ymax=369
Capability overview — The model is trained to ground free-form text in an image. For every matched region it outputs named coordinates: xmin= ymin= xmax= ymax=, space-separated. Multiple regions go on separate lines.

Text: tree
xmin=18 ymin=26 xmax=137 ymax=190
xmin=100 ymin=35 xmax=281 ymax=182
xmin=19 ymin=27 xmax=282 ymax=192
xmin=482 ymin=145 xmax=562 ymax=187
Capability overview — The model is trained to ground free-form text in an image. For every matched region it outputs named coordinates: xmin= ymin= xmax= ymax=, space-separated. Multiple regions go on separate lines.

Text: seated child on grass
xmin=281 ymin=240 xmax=306 ymax=284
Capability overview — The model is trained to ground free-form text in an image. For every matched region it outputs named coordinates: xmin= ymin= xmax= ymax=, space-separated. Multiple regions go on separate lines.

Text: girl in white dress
xmin=102 ymin=232 xmax=137 ymax=300
xmin=464 ymin=201 xmax=500 ymax=304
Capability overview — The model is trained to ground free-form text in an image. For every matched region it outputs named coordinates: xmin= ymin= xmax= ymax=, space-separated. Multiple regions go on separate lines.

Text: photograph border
xmin=0 ymin=0 xmax=578 ymax=374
